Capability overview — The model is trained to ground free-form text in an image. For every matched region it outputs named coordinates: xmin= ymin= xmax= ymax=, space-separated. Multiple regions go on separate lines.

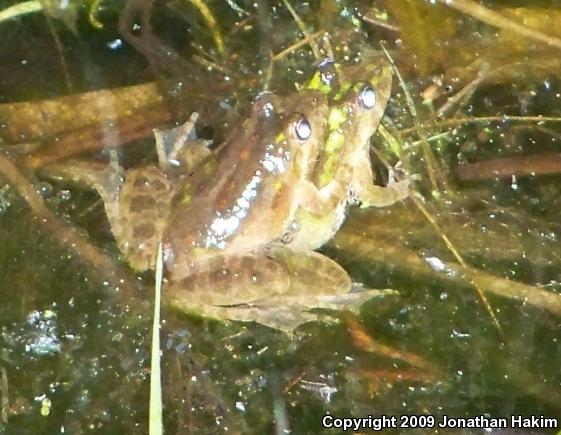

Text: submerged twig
xmin=456 ymin=153 xmax=561 ymax=181
xmin=42 ymin=6 xmax=72 ymax=91
xmin=437 ymin=73 xmax=485 ymax=117
xmin=188 ymin=0 xmax=225 ymax=56
xmin=23 ymin=104 xmax=172 ymax=169
xmin=345 ymin=315 xmax=441 ymax=374
xmin=399 ymin=115 xmax=561 ymax=137
xmin=355 ymin=368 xmax=440 ymax=392
xmin=282 ymin=0 xmax=320 ymax=59
xmin=0 ymin=82 xmax=165 ymax=143
xmin=119 ymin=0 xmax=206 ymax=83
xmin=362 ymin=13 xmax=400 ymax=32
xmin=376 ymin=49 xmax=501 ymax=325
xmin=351 ymin=206 xmax=560 ymax=267
xmin=381 ymin=44 xmax=444 ymax=194
xmin=334 ymin=231 xmax=561 ymax=317
xmin=440 ymin=0 xmax=561 ymax=51
xmin=273 ymin=31 xmax=324 ymax=61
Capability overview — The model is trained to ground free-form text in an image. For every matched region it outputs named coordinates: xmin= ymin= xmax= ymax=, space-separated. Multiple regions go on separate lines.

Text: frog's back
xmin=164 ymin=91 xmax=328 ymax=276
xmin=167 ymin=106 xmax=291 ymax=251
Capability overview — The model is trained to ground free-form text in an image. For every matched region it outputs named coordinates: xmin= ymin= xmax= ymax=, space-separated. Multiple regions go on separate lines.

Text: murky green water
xmin=1 ymin=0 xmax=560 ymax=433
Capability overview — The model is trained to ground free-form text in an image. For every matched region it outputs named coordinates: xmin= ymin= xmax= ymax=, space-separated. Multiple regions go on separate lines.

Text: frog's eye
xmin=294 ymin=116 xmax=312 ymax=140
xmin=359 ymin=85 xmax=377 ymax=109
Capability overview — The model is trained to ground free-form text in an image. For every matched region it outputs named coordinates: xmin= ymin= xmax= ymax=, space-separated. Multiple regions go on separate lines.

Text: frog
xmin=282 ymin=58 xmax=410 ymax=252
xmin=47 ymin=58 xmax=408 ymax=332
xmin=163 ymin=57 xmax=409 ymax=331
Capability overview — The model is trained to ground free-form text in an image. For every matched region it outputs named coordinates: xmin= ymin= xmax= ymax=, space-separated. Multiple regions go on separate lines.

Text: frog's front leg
xmin=295 ymin=159 xmax=409 ymax=215
xmin=351 ymin=158 xmax=410 ymax=208
xmin=294 ymin=160 xmax=357 ymax=217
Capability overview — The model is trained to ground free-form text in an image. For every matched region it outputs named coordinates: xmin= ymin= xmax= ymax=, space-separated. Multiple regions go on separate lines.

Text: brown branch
xmin=334 ymin=231 xmax=561 ymax=317
xmin=456 ymin=153 xmax=561 ymax=181
xmin=440 ymin=0 xmax=561 ymax=51
xmin=22 ymin=104 xmax=172 ymax=170
xmin=399 ymin=116 xmax=561 ymax=137
xmin=0 ymin=82 xmax=164 ymax=143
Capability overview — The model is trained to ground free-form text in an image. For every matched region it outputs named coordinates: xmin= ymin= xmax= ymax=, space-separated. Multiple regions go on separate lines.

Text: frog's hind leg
xmin=261 ymin=247 xmax=395 ymax=311
xmin=166 ymin=251 xmax=294 ymax=307
xmin=266 ymin=246 xmax=352 ymax=296
xmin=166 ymin=246 xmax=386 ymax=332
xmin=165 ymin=251 xmax=313 ymax=331
xmin=39 ymin=158 xmax=126 ymax=238
xmin=115 ymin=166 xmax=172 ymax=271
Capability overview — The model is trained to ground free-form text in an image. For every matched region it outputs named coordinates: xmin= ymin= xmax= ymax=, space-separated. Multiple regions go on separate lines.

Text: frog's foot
xmin=176 ymin=288 xmax=396 ymax=334
xmin=277 ymin=286 xmax=397 ymax=312
xmin=153 ymin=112 xmax=211 ymax=172
xmin=356 ymin=179 xmax=410 ymax=208
xmin=182 ymin=304 xmax=321 ymax=334
xmin=41 ymin=159 xmax=126 ymax=239
xmin=252 ymin=288 xmax=396 ymax=332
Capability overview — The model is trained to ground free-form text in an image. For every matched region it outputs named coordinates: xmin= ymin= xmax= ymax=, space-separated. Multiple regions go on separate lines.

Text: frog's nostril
xmin=294 ymin=116 xmax=312 ymax=140
xmin=359 ymin=85 xmax=377 ymax=109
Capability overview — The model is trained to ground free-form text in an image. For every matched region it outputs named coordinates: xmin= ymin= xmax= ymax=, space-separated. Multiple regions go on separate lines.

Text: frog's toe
xmin=173 ymin=303 xmax=319 ymax=334
xmin=254 ymin=287 xmax=397 ymax=331
xmin=238 ymin=306 xmax=319 ymax=333
xmin=339 ymin=286 xmax=399 ymax=311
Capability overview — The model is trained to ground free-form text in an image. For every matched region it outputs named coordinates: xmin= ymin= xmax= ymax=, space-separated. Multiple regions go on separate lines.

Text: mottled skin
xmin=285 ymin=59 xmax=410 ymax=251
xmin=52 ymin=60 xmax=409 ymax=331
xmin=163 ymin=92 xmax=328 ymax=279
xmin=166 ymin=59 xmax=409 ymax=330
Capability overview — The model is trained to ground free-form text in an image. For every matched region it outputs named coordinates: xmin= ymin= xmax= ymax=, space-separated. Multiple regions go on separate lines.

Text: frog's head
xmin=308 ymin=57 xmax=393 ymax=188
xmin=335 ymin=58 xmax=392 ymax=148
xmin=223 ymin=89 xmax=327 ymax=184
xmin=272 ymin=90 xmax=328 ymax=181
